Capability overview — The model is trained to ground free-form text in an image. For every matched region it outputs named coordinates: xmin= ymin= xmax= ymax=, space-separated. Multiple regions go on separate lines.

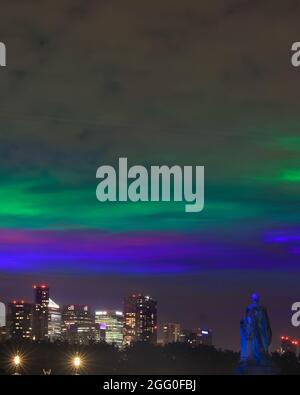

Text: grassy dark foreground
xmin=0 ymin=341 xmax=299 ymax=375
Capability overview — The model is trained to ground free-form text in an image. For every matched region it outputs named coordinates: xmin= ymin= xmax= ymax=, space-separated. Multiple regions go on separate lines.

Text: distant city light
xmin=115 ymin=311 xmax=123 ymax=316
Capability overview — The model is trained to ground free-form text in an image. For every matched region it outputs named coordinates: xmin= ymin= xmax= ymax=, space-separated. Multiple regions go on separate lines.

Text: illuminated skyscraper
xmin=7 ymin=300 xmax=33 ymax=340
xmin=124 ymin=294 xmax=157 ymax=345
xmin=179 ymin=328 xmax=213 ymax=346
xmin=62 ymin=304 xmax=95 ymax=344
xmin=179 ymin=329 xmax=198 ymax=345
xmin=95 ymin=310 xmax=124 ymax=347
xmin=198 ymin=329 xmax=213 ymax=346
xmin=48 ymin=298 xmax=62 ymax=342
xmin=163 ymin=323 xmax=181 ymax=344
xmin=32 ymin=284 xmax=49 ymax=341
xmin=280 ymin=336 xmax=298 ymax=355
xmin=123 ymin=296 xmax=136 ymax=345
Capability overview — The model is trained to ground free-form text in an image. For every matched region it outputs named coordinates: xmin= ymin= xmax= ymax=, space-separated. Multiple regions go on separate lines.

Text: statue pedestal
xmin=235 ymin=361 xmax=280 ymax=375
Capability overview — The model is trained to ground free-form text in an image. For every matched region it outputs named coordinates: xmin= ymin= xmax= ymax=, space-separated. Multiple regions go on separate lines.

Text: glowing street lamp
xmin=12 ymin=354 xmax=22 ymax=375
xmin=13 ymin=355 xmax=21 ymax=366
xmin=72 ymin=354 xmax=82 ymax=375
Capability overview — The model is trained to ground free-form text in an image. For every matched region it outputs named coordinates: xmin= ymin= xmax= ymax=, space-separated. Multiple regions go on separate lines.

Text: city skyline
xmin=1 ymin=283 xmax=193 ymax=343
xmin=0 ymin=281 xmax=299 ymax=352
xmin=3 ymin=283 xmax=160 ymax=347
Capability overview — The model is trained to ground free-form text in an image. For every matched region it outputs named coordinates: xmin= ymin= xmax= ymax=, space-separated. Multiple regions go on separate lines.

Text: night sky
xmin=1 ymin=1 xmax=300 ymax=350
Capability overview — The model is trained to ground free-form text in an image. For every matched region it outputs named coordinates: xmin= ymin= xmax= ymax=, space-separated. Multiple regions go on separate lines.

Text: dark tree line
xmin=0 ymin=341 xmax=298 ymax=375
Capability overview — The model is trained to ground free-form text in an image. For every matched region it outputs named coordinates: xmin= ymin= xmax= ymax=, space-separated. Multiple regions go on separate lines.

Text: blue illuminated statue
xmin=240 ymin=294 xmax=272 ymax=365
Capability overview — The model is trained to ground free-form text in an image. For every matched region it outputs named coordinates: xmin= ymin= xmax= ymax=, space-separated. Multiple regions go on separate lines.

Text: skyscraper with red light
xmin=280 ymin=336 xmax=298 ymax=355
xmin=7 ymin=300 xmax=33 ymax=340
xmin=32 ymin=284 xmax=49 ymax=341
xmin=124 ymin=294 xmax=157 ymax=345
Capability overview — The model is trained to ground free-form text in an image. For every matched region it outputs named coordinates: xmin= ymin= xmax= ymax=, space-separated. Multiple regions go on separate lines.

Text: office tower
xmin=95 ymin=310 xmax=124 ymax=347
xmin=280 ymin=336 xmax=298 ymax=355
xmin=198 ymin=329 xmax=213 ymax=346
xmin=7 ymin=300 xmax=33 ymax=340
xmin=0 ymin=301 xmax=5 ymax=328
xmin=163 ymin=323 xmax=181 ymax=344
xmin=179 ymin=329 xmax=198 ymax=345
xmin=62 ymin=304 xmax=95 ymax=344
xmin=94 ymin=323 xmax=106 ymax=343
xmin=48 ymin=298 xmax=62 ymax=342
xmin=32 ymin=284 xmax=49 ymax=341
xmin=123 ymin=296 xmax=136 ymax=345
xmin=123 ymin=294 xmax=157 ymax=345
xmin=180 ymin=328 xmax=213 ymax=346
xmin=0 ymin=327 xmax=6 ymax=343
